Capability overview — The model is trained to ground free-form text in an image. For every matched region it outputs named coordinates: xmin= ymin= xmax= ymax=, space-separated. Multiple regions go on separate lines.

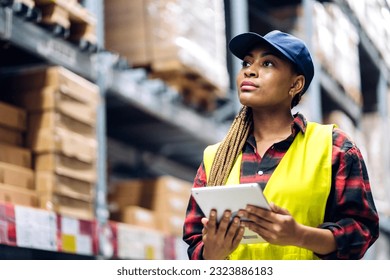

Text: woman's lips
xmin=240 ymin=81 xmax=258 ymax=91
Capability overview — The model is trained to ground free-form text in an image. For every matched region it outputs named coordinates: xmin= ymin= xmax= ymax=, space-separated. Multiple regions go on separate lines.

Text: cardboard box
xmin=0 ymin=102 xmax=27 ymax=131
xmin=36 ymin=171 xmax=95 ymax=202
xmin=0 ymin=183 xmax=38 ymax=207
xmin=143 ymin=192 xmax=188 ymax=217
xmin=0 ymin=126 xmax=23 ymax=146
xmin=0 ymin=143 xmax=32 ymax=168
xmin=121 ymin=206 xmax=156 ymax=230
xmin=108 ymin=179 xmax=145 ymax=212
xmin=142 ymin=175 xmax=192 ymax=198
xmin=40 ymin=193 xmax=95 ymax=221
xmin=2 ymin=66 xmax=99 ymax=106
xmin=29 ymin=110 xmax=95 ymax=138
xmin=26 ymin=127 xmax=97 ymax=163
xmin=104 ymin=0 xmax=149 ymax=66
xmin=35 ymin=153 xmax=96 ymax=183
xmin=108 ymin=176 xmax=192 ymax=214
xmin=0 ymin=162 xmax=35 ymax=189
xmin=13 ymin=86 xmax=97 ymax=123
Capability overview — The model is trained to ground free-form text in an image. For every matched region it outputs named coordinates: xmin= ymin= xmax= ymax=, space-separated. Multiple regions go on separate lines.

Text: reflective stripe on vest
xmin=203 ymin=122 xmax=334 ymax=260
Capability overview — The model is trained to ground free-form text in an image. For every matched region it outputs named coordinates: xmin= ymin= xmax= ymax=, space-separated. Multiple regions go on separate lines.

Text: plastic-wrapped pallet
xmin=325 ymin=3 xmax=362 ymax=106
xmin=104 ymin=0 xmax=229 ymax=111
xmin=347 ymin=0 xmax=390 ymax=70
xmin=269 ymin=2 xmax=363 ymax=106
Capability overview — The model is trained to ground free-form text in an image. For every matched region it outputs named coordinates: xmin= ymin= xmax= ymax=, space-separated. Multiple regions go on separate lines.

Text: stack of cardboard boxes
xmin=0 ymin=102 xmax=37 ymax=207
xmin=1 ymin=66 xmax=100 ymax=221
xmin=108 ymin=175 xmax=192 ymax=238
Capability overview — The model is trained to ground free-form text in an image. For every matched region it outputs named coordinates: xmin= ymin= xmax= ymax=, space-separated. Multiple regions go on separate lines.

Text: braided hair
xmin=207 ymin=106 xmax=253 ymax=186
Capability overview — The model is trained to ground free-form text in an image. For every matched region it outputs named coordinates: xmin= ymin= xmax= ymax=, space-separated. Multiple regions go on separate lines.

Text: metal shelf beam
xmin=0 ymin=7 xmax=96 ymax=81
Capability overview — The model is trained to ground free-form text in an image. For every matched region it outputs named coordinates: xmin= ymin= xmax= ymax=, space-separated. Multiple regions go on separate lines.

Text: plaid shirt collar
xmin=247 ymin=112 xmax=307 ymax=151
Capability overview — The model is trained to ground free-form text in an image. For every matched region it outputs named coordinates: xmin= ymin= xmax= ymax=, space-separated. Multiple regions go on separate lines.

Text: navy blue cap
xmin=229 ymin=30 xmax=314 ymax=94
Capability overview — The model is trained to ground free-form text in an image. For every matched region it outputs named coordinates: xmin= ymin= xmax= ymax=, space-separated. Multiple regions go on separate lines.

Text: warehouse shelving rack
xmin=0 ymin=0 xmax=389 ymax=259
xmin=0 ymin=1 xmax=228 ymax=259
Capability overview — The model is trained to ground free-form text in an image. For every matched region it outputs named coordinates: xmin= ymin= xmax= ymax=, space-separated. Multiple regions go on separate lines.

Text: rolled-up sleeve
xmin=318 ymin=132 xmax=379 ymax=259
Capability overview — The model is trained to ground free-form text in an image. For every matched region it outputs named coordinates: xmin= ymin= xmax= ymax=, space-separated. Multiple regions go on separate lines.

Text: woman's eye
xmin=241 ymin=60 xmax=251 ymax=68
xmin=263 ymin=61 xmax=274 ymax=67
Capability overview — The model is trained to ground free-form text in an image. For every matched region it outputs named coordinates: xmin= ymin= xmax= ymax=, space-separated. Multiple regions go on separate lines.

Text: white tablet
xmin=191 ymin=183 xmax=270 ymax=244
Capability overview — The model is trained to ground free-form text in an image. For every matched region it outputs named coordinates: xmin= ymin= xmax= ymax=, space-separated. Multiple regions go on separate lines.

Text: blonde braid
xmin=207 ymin=106 xmax=253 ymax=186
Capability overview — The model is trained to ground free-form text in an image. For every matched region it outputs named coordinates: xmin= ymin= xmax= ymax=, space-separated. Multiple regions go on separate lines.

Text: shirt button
xmin=257 ymin=170 xmax=264 ymax=175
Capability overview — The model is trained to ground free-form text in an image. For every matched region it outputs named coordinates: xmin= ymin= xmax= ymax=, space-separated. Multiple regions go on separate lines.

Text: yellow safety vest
xmin=203 ymin=122 xmax=334 ymax=260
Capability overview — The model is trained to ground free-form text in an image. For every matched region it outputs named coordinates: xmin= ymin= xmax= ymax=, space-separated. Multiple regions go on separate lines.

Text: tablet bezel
xmin=191 ymin=182 xmax=270 ymax=221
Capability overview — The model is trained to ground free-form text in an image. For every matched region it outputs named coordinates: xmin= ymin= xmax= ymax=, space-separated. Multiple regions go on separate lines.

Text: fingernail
xmin=246 ymin=206 xmax=251 ymax=212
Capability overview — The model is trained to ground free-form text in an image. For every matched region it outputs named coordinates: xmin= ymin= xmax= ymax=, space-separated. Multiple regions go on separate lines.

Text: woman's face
xmin=236 ymin=45 xmax=300 ymax=111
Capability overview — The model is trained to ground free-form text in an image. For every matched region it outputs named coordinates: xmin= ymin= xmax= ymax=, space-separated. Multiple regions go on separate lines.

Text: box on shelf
xmin=26 ymin=127 xmax=97 ymax=163
xmin=14 ymin=86 xmax=97 ymax=125
xmin=108 ymin=179 xmax=146 ymax=213
xmin=36 ymin=171 xmax=95 ymax=202
xmin=0 ymin=126 xmax=23 ymax=146
xmin=108 ymin=175 xmax=191 ymax=213
xmin=1 ymin=66 xmax=99 ymax=107
xmin=0 ymin=183 xmax=38 ymax=207
xmin=108 ymin=176 xmax=191 ymax=236
xmin=0 ymin=143 xmax=32 ymax=168
xmin=0 ymin=162 xmax=35 ymax=190
xmin=35 ymin=153 xmax=97 ymax=183
xmin=0 ymin=101 xmax=27 ymax=132
xmin=40 ymin=192 xmax=95 ymax=221
xmin=29 ymin=110 xmax=95 ymax=138
xmin=119 ymin=206 xmax=156 ymax=230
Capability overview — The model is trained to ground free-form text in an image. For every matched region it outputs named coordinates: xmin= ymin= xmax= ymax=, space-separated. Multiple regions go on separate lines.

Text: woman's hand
xmin=242 ymin=202 xmax=337 ymax=255
xmin=242 ymin=202 xmax=304 ymax=247
xmin=201 ymin=209 xmax=245 ymax=260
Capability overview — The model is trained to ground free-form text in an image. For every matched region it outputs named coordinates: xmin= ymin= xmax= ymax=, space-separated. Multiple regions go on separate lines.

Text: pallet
xmin=33 ymin=0 xmax=97 ymax=52
xmin=1 ymin=0 xmax=41 ymax=21
xmin=149 ymin=62 xmax=223 ymax=112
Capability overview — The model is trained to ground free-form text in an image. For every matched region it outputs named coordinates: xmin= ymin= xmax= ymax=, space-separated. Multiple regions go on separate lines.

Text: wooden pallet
xmin=1 ymin=0 xmax=41 ymax=21
xmin=33 ymin=0 xmax=97 ymax=51
xmin=149 ymin=62 xmax=223 ymax=112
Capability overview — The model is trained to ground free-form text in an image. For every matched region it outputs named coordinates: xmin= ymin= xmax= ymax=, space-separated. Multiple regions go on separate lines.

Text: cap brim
xmin=229 ymin=32 xmax=295 ymax=65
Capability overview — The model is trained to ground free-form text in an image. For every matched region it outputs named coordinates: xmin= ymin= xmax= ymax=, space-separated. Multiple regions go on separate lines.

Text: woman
xmin=183 ymin=30 xmax=379 ymax=260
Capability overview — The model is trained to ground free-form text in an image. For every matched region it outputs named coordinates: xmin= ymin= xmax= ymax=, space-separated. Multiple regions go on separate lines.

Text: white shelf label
xmin=15 ymin=206 xmax=57 ymax=251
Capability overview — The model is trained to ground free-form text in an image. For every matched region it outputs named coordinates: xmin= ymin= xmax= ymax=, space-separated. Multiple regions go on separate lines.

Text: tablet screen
xmin=191 ymin=183 xmax=270 ymax=244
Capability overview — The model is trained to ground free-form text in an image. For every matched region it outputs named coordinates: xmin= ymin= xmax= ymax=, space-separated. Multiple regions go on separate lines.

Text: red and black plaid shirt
xmin=183 ymin=113 xmax=379 ymax=260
